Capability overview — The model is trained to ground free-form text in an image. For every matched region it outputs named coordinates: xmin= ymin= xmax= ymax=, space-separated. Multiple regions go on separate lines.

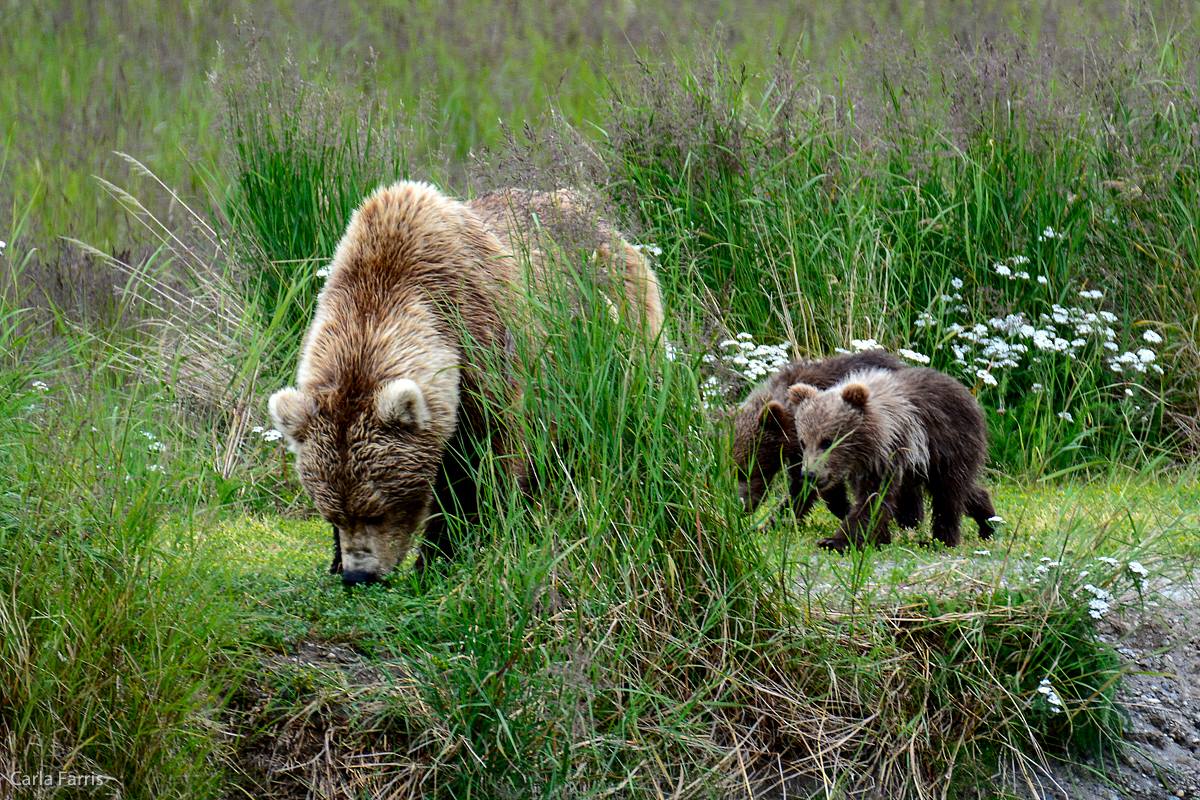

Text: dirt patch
xmin=1017 ymin=583 xmax=1200 ymax=800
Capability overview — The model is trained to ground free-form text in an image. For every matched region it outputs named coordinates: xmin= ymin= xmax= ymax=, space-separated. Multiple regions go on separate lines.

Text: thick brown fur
xmin=787 ymin=366 xmax=997 ymax=552
xmin=731 ymin=350 xmax=923 ymax=527
xmin=270 ymin=181 xmax=664 ymax=584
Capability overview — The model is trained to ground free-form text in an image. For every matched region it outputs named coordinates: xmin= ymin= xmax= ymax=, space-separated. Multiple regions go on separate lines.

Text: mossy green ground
xmin=201 ymin=475 xmax=1199 ymax=652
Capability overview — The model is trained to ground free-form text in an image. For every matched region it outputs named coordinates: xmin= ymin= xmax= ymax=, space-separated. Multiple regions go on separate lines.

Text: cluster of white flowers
xmin=633 ymin=242 xmax=664 ymax=258
xmin=897 ymin=348 xmax=931 ymax=364
xmin=141 ymin=430 xmax=167 ymax=453
xmin=1038 ymin=225 xmax=1065 ymax=242
xmin=1082 ymin=583 xmax=1113 ymax=619
xmin=1037 ymin=678 xmax=1064 ymax=712
xmin=911 ymin=260 xmax=1163 ymax=420
xmin=850 ymin=338 xmax=884 ymax=352
xmin=700 ymin=333 xmax=792 ymax=406
xmin=251 ymin=425 xmax=284 ymax=443
xmin=31 ymin=380 xmax=49 ymax=393
xmin=705 ymin=333 xmax=792 ymax=381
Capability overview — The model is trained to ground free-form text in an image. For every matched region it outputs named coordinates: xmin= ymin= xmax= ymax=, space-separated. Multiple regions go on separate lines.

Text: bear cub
xmin=732 ymin=350 xmax=924 ymax=530
xmin=787 ymin=366 xmax=997 ymax=552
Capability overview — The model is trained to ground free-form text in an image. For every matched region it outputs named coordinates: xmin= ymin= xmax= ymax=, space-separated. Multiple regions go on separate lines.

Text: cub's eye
xmin=819 ymin=438 xmax=833 ymax=450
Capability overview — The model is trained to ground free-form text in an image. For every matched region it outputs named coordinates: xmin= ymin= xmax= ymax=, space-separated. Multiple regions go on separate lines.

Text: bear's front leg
xmin=818 ymin=472 xmax=901 ymax=552
xmin=330 ymin=525 xmax=344 ymax=574
xmin=786 ymin=459 xmax=824 ymax=522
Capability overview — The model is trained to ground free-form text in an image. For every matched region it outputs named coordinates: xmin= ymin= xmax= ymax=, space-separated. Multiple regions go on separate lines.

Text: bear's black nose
xmin=341 ymin=570 xmax=379 ymax=587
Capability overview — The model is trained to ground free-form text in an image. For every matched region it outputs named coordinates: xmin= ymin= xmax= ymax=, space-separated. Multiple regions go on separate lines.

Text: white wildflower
xmin=1014 ymin=271 xmax=1030 ymax=280
xmin=987 ymin=515 xmax=1005 ymax=524
xmin=851 ymin=338 xmax=883 ymax=351
xmin=1010 ymin=255 xmax=1031 ymax=265
xmin=262 ymin=429 xmax=283 ymax=442
xmin=994 ymin=263 xmax=1012 ymax=277
xmin=1037 ymin=275 xmax=1048 ymax=285
xmin=1128 ymin=561 xmax=1149 ymax=578
xmin=1097 ymin=556 xmax=1119 ymax=567
xmin=899 ymin=348 xmax=931 ymax=364
xmin=975 ymin=369 xmax=998 ymax=386
xmin=950 ymin=278 xmax=964 ymax=290
xmin=1039 ymin=226 xmax=1064 ymax=241
xmin=31 ymin=380 xmax=49 ymax=392
xmin=737 ymin=332 xmax=754 ymax=340
xmin=1142 ymin=329 xmax=1162 ymax=344
xmin=1137 ymin=348 xmax=1156 ymax=363
xmin=1031 ymin=383 xmax=1044 ymax=393
xmin=316 ymin=266 xmax=330 ymax=278
xmin=974 ymin=550 xmax=991 ymax=556
xmin=1057 ymin=411 xmax=1074 ymax=422
xmin=1079 ymin=289 xmax=1104 ymax=300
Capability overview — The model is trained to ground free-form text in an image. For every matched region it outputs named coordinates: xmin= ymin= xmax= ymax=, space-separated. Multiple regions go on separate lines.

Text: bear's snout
xmin=342 ymin=569 xmax=382 ymax=587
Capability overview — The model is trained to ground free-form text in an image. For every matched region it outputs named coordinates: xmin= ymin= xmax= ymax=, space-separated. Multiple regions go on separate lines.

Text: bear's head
xmin=269 ymin=378 xmax=451 ymax=585
xmin=732 ymin=397 xmax=794 ymax=511
xmin=786 ymin=381 xmax=872 ymax=490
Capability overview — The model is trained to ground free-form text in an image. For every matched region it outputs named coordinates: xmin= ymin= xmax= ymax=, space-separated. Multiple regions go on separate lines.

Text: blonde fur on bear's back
xmin=835 ymin=369 xmax=931 ymax=475
xmin=467 ymin=188 xmax=665 ymax=342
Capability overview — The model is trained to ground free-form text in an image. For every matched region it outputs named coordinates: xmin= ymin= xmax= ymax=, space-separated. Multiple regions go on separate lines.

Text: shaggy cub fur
xmin=269 ymin=181 xmax=664 ymax=584
xmin=731 ymin=351 xmax=923 ymax=528
xmin=787 ymin=366 xmax=996 ymax=552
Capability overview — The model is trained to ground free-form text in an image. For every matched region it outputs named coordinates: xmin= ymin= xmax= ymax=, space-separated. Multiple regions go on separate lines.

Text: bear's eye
xmin=819 ymin=438 xmax=833 ymax=450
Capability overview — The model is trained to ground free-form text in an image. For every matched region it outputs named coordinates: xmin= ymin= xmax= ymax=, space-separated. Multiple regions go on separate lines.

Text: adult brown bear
xmin=270 ymin=182 xmax=664 ymax=584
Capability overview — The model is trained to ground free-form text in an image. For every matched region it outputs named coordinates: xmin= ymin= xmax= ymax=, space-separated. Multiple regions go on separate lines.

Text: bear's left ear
xmin=787 ymin=383 xmax=819 ymax=405
xmin=376 ymin=379 xmax=432 ymax=428
xmin=841 ymin=383 xmax=870 ymax=409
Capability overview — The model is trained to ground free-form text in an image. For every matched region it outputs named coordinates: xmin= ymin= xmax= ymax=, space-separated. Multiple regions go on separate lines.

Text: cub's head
xmin=731 ymin=394 xmax=795 ymax=511
xmin=786 ymin=381 xmax=872 ymax=490
xmin=269 ymin=378 xmax=451 ymax=585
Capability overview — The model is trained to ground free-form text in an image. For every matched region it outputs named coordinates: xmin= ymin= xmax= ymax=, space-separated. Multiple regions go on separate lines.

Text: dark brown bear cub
xmin=787 ymin=366 xmax=996 ymax=552
xmin=732 ymin=351 xmax=923 ymax=528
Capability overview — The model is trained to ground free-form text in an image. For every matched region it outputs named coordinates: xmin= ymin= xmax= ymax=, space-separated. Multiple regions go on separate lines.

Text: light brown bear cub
xmin=732 ymin=351 xmax=924 ymax=529
xmin=269 ymin=181 xmax=664 ymax=585
xmin=787 ymin=366 xmax=997 ymax=552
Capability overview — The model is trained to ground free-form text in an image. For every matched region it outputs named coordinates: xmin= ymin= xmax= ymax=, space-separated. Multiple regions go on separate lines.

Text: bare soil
xmin=1017 ymin=583 xmax=1200 ymax=800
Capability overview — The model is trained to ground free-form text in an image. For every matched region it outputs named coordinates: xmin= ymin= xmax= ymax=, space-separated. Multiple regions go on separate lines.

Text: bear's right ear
xmin=376 ymin=379 xmax=432 ymax=429
xmin=787 ymin=383 xmax=819 ymax=405
xmin=269 ymin=388 xmax=318 ymax=451
xmin=762 ymin=400 xmax=793 ymax=436
xmin=841 ymin=383 xmax=870 ymax=409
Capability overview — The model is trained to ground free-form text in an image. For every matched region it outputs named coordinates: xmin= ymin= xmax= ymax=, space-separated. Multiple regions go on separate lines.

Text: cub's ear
xmin=841 ymin=383 xmax=870 ymax=409
xmin=376 ymin=379 xmax=432 ymax=428
xmin=786 ymin=382 xmax=819 ymax=405
xmin=269 ymin=388 xmax=318 ymax=451
xmin=762 ymin=400 xmax=793 ymax=436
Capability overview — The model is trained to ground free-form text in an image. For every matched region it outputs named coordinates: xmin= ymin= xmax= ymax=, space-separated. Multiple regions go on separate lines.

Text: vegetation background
xmin=1 ymin=0 xmax=1199 ymax=797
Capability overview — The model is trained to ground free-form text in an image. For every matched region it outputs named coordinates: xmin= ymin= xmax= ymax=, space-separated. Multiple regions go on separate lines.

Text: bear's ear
xmin=841 ymin=383 xmax=870 ymax=409
xmin=269 ymin=388 xmax=318 ymax=451
xmin=376 ymin=379 xmax=432 ymax=428
xmin=787 ymin=382 xmax=819 ymax=405
xmin=762 ymin=399 xmax=793 ymax=435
